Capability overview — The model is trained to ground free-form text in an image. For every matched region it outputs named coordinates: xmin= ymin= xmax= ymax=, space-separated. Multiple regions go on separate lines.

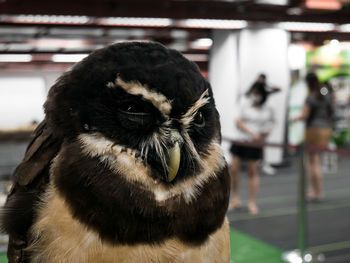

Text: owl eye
xmin=119 ymin=104 xmax=146 ymax=114
xmin=117 ymin=104 xmax=155 ymax=129
xmin=193 ymin=111 xmax=205 ymax=128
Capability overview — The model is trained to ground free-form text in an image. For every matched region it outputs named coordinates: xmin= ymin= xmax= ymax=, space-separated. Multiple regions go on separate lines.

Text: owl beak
xmin=166 ymin=141 xmax=181 ymax=182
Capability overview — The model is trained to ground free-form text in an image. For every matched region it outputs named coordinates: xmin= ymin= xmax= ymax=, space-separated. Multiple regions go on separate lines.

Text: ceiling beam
xmin=1 ymin=0 xmax=349 ymax=23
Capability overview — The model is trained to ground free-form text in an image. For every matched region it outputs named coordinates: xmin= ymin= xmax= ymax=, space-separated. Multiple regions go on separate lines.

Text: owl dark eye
xmin=193 ymin=111 xmax=205 ymax=128
xmin=119 ymin=104 xmax=146 ymax=114
xmin=117 ymin=104 xmax=155 ymax=129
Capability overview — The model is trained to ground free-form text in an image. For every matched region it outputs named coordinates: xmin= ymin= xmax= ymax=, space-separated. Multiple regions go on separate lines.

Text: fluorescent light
xmin=329 ymin=39 xmax=340 ymax=54
xmin=0 ymin=26 xmax=38 ymax=35
xmin=0 ymin=54 xmax=32 ymax=62
xmin=306 ymin=0 xmax=341 ymax=10
xmin=48 ymin=28 xmax=103 ymax=37
xmin=339 ymin=24 xmax=350 ymax=32
xmin=320 ymin=39 xmax=340 ymax=56
xmin=278 ymin=22 xmax=335 ymax=32
xmin=15 ymin=15 xmax=90 ymax=24
xmin=288 ymin=44 xmax=306 ymax=70
xmin=330 ymin=39 xmax=339 ymax=45
xmin=190 ymin=38 xmax=213 ymax=49
xmin=52 ymin=54 xmax=88 ymax=62
xmin=287 ymin=7 xmax=303 ymax=15
xmin=181 ymin=19 xmax=247 ymax=29
xmin=256 ymin=0 xmax=288 ymax=4
xmin=170 ymin=30 xmax=189 ymax=39
xmin=7 ymin=43 xmax=33 ymax=51
xmin=183 ymin=54 xmax=208 ymax=62
xmin=99 ymin=17 xmax=173 ymax=27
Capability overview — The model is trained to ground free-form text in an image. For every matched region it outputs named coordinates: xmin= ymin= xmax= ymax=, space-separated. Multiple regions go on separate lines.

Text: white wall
xmin=0 ymin=71 xmax=63 ymax=129
xmin=210 ymin=27 xmax=290 ymax=165
xmin=0 ymin=77 xmax=46 ymax=129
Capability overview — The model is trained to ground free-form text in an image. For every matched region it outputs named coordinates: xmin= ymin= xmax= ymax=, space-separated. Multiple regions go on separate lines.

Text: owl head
xmin=45 ymin=42 xmax=222 ymax=185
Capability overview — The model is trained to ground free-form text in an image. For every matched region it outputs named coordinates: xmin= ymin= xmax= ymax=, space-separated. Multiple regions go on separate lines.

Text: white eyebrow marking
xmin=107 ymin=77 xmax=172 ymax=117
xmin=180 ymin=89 xmax=210 ymax=127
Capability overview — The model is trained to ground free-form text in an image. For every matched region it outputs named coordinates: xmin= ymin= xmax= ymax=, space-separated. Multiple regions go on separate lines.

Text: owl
xmin=1 ymin=42 xmax=230 ymax=263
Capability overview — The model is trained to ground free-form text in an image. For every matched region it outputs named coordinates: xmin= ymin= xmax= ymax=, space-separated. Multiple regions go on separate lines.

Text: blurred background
xmin=0 ymin=0 xmax=350 ymax=262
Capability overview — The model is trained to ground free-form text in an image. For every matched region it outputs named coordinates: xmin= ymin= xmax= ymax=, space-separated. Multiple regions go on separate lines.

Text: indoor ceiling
xmin=2 ymin=0 xmax=350 ymax=23
xmin=1 ymin=0 xmax=350 ymax=71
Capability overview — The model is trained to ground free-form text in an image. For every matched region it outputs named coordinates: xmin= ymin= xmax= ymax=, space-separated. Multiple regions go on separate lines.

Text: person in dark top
xmin=293 ymin=72 xmax=333 ymax=201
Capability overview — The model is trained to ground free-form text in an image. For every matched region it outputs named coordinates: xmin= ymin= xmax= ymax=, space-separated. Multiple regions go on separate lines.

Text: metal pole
xmin=297 ymin=143 xmax=307 ymax=260
xmin=282 ymin=143 xmax=308 ymax=263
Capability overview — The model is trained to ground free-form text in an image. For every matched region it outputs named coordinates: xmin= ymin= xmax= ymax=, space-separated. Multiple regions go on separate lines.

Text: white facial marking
xmin=180 ymin=89 xmax=210 ymax=127
xmin=107 ymin=77 xmax=172 ymax=118
xmin=78 ymin=133 xmax=225 ymax=204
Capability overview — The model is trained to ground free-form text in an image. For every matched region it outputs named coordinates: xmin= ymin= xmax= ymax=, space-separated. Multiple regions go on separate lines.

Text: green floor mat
xmin=230 ymin=228 xmax=284 ymax=263
xmin=0 ymin=253 xmax=7 ymax=263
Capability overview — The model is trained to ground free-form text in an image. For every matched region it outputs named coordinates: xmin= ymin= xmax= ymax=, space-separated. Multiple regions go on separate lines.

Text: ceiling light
xmin=181 ymin=19 xmax=247 ymax=29
xmin=306 ymin=0 xmax=341 ymax=10
xmin=330 ymin=39 xmax=339 ymax=45
xmin=0 ymin=54 xmax=32 ymax=62
xmin=183 ymin=54 xmax=208 ymax=62
xmin=286 ymin=7 xmax=303 ymax=15
xmin=0 ymin=26 xmax=38 ymax=35
xmin=52 ymin=54 xmax=88 ymax=63
xmin=339 ymin=24 xmax=350 ymax=32
xmin=170 ymin=30 xmax=189 ymax=39
xmin=322 ymin=39 xmax=340 ymax=55
xmin=28 ymin=39 xmax=87 ymax=49
xmin=190 ymin=38 xmax=213 ymax=49
xmin=14 ymin=15 xmax=90 ymax=24
xmin=98 ymin=17 xmax=173 ymax=27
xmin=256 ymin=0 xmax=288 ymax=4
xmin=48 ymin=28 xmax=104 ymax=37
xmin=278 ymin=22 xmax=335 ymax=32
xmin=288 ymin=44 xmax=306 ymax=70
xmin=7 ymin=43 xmax=33 ymax=51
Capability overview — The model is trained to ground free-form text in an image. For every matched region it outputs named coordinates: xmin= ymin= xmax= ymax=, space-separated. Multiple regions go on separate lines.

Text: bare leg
xmin=306 ymin=152 xmax=315 ymax=198
xmin=228 ymin=156 xmax=241 ymax=210
xmin=307 ymin=152 xmax=324 ymax=199
xmin=313 ymin=152 xmax=324 ymax=198
xmin=247 ymin=160 xmax=259 ymax=214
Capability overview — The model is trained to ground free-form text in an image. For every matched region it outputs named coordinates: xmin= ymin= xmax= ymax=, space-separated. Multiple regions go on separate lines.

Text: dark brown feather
xmin=2 ymin=119 xmax=63 ymax=263
xmin=13 ymin=120 xmax=62 ymax=186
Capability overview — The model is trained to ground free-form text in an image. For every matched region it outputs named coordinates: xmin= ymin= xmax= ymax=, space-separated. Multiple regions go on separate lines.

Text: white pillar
xmin=209 ymin=30 xmax=240 ymax=162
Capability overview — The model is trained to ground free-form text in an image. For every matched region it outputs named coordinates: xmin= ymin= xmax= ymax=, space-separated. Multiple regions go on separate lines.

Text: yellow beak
xmin=166 ymin=141 xmax=181 ymax=182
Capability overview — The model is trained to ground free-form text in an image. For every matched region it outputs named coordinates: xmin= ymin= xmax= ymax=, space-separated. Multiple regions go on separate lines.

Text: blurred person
xmin=255 ymin=73 xmax=281 ymax=175
xmin=256 ymin=73 xmax=281 ymax=95
xmin=228 ymin=81 xmax=275 ymax=214
xmin=292 ymin=72 xmax=334 ymax=201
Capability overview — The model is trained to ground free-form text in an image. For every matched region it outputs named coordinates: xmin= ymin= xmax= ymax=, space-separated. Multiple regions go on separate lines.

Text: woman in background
xmin=293 ymin=72 xmax=333 ymax=201
xmin=228 ymin=82 xmax=275 ymax=214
